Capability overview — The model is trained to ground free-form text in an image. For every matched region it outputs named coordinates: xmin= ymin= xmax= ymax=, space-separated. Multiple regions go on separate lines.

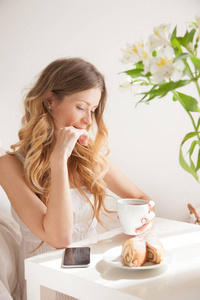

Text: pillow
xmin=0 ymin=147 xmax=22 ymax=299
xmin=0 ymin=147 xmax=10 ymax=211
xmin=0 ymin=195 xmax=22 ymax=300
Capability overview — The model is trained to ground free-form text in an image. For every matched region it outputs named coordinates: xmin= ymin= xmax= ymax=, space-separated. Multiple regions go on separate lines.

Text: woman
xmin=0 ymin=57 xmax=154 ymax=299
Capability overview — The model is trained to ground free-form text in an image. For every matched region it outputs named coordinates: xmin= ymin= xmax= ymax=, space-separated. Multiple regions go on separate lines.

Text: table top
xmin=25 ymin=217 xmax=200 ymax=300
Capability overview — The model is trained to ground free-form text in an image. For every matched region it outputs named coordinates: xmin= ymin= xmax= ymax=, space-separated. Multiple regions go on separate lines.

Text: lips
xmin=74 ymin=126 xmax=85 ymax=130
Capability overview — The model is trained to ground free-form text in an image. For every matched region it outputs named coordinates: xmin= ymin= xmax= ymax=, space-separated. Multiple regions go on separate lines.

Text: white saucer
xmin=103 ymin=246 xmax=170 ymax=270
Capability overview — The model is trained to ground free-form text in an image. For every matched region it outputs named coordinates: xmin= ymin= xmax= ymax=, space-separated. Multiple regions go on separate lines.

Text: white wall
xmin=0 ymin=0 xmax=200 ymax=222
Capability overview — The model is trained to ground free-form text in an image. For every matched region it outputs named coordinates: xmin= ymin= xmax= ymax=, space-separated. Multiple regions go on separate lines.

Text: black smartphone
xmin=62 ymin=247 xmax=91 ymax=268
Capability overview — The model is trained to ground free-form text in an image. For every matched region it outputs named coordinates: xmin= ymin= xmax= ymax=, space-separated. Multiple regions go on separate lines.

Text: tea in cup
xmin=117 ymin=198 xmax=149 ymax=235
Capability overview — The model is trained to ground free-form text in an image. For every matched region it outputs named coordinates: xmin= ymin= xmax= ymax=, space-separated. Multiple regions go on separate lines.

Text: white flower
xmin=121 ymin=41 xmax=151 ymax=74
xmin=149 ymin=23 xmax=171 ymax=51
xmin=121 ymin=41 xmax=149 ymax=63
xmin=119 ymin=76 xmax=133 ymax=89
xmin=150 ymin=45 xmax=184 ymax=84
xmin=119 ymin=78 xmax=142 ymax=96
xmin=150 ymin=46 xmax=174 ymax=83
xmin=140 ymin=45 xmax=152 ymax=74
xmin=195 ymin=16 xmax=200 ymax=38
xmin=121 ymin=43 xmax=140 ymax=64
xmin=171 ymin=59 xmax=185 ymax=82
xmin=187 ymin=42 xmax=193 ymax=52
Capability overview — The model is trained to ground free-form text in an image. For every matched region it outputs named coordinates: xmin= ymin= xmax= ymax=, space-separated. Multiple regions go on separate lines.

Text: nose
xmin=82 ymin=110 xmax=92 ymax=125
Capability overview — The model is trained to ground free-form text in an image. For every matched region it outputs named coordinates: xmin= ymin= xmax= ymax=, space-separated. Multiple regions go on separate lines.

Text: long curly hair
xmin=8 ymin=57 xmax=111 ymax=228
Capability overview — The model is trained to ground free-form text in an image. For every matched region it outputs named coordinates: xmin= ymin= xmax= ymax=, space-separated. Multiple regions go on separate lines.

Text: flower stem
xmin=172 ymin=91 xmax=199 ymax=138
xmin=195 ymin=79 xmax=200 ymax=97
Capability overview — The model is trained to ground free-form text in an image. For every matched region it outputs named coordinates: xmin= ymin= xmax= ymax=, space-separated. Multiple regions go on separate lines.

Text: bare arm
xmin=104 ymin=157 xmax=154 ymax=234
xmin=0 ymin=127 xmax=89 ymax=249
xmin=0 ymin=153 xmax=72 ymax=248
xmin=104 ymin=157 xmax=151 ymax=201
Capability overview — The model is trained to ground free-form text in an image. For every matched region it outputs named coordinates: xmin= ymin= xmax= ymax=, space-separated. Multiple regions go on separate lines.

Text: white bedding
xmin=0 ymin=149 xmax=22 ymax=300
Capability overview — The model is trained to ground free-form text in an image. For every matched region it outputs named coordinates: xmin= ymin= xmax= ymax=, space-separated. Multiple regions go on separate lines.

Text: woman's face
xmin=49 ymin=88 xmax=101 ymax=130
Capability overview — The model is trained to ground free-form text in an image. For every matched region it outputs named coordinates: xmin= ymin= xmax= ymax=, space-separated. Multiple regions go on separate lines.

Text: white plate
xmin=103 ymin=246 xmax=170 ymax=270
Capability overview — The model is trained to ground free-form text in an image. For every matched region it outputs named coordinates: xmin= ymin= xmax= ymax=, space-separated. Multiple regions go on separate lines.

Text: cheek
xmin=52 ymin=110 xmax=70 ymax=127
xmin=61 ymin=110 xmax=79 ymax=126
xmin=53 ymin=104 xmax=81 ymax=127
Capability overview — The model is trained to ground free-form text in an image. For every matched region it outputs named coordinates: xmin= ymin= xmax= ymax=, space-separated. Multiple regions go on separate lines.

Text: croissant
xmin=143 ymin=232 xmax=164 ymax=264
xmin=121 ymin=237 xmax=147 ymax=267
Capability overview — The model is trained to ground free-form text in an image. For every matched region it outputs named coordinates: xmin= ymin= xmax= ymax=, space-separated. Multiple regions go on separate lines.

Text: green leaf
xmin=183 ymin=62 xmax=193 ymax=77
xmin=179 ymin=146 xmax=199 ymax=181
xmin=171 ymin=26 xmax=183 ymax=56
xmin=177 ymin=29 xmax=196 ymax=49
xmin=189 ymin=156 xmax=196 ymax=170
xmin=188 ymin=140 xmax=197 ymax=156
xmin=187 ymin=29 xmax=196 ymax=44
xmin=124 ymin=69 xmax=145 ymax=78
xmin=124 ymin=66 xmax=152 ymax=79
xmin=152 ymin=50 xmax=157 ymax=57
xmin=196 ymin=149 xmax=200 ymax=171
xmin=171 ymin=37 xmax=183 ymax=56
xmin=174 ymin=53 xmax=190 ymax=61
xmin=180 ymin=132 xmax=200 ymax=177
xmin=124 ymin=62 xmax=145 ymax=78
xmin=190 ymin=55 xmax=200 ymax=71
xmin=188 ymin=140 xmax=198 ymax=171
xmin=173 ymin=94 xmax=178 ymax=102
xmin=190 ymin=21 xmax=197 ymax=28
xmin=197 ymin=117 xmax=200 ymax=130
xmin=135 ymin=61 xmax=144 ymax=69
xmin=174 ymin=91 xmax=200 ymax=112
xmin=171 ymin=26 xmax=177 ymax=39
xmin=181 ymin=131 xmax=200 ymax=144
xmin=141 ymin=80 xmax=191 ymax=102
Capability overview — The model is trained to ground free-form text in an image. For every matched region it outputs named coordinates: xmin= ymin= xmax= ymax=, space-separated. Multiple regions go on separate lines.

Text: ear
xmin=45 ymin=92 xmax=55 ymax=108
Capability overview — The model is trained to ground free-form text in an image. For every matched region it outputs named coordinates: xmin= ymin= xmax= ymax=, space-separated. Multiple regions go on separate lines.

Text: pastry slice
xmin=121 ymin=237 xmax=147 ymax=267
xmin=143 ymin=231 xmax=164 ymax=264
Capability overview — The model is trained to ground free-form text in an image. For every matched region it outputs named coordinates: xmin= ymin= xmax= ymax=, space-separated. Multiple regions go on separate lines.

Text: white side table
xmin=25 ymin=218 xmax=200 ymax=299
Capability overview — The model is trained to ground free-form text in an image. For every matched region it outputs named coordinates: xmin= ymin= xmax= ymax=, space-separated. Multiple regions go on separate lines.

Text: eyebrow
xmin=76 ymin=100 xmax=99 ymax=108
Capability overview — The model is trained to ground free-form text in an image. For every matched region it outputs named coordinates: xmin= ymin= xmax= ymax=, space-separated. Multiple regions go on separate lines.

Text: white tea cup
xmin=117 ymin=198 xmax=149 ymax=235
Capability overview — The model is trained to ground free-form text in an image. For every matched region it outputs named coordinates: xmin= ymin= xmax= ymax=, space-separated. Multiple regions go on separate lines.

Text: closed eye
xmin=77 ymin=106 xmax=95 ymax=114
xmin=77 ymin=107 xmax=85 ymax=111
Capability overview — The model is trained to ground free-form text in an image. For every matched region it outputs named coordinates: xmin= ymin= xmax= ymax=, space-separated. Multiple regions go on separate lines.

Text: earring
xmin=48 ymin=105 xmax=52 ymax=110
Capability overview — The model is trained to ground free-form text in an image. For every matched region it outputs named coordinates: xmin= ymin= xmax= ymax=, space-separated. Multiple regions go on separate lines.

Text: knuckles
xmin=60 ymin=126 xmax=87 ymax=140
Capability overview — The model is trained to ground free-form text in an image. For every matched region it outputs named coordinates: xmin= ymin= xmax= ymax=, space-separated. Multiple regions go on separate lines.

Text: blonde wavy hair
xmin=8 ymin=57 xmax=111 ymax=229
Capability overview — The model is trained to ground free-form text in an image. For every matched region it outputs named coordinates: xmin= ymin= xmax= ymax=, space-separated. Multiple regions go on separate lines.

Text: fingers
xmin=69 ymin=127 xmax=89 ymax=146
xmin=135 ymin=221 xmax=153 ymax=235
xmin=136 ymin=209 xmax=155 ymax=235
xmin=77 ymin=129 xmax=89 ymax=146
xmin=148 ymin=200 xmax=155 ymax=209
xmin=141 ymin=211 xmax=155 ymax=225
xmin=58 ymin=127 xmax=89 ymax=146
xmin=52 ymin=127 xmax=89 ymax=160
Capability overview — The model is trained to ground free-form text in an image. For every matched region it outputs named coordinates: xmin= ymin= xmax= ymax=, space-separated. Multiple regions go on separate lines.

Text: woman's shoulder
xmin=0 ymin=153 xmax=20 ymax=163
xmin=0 ymin=154 xmax=23 ymax=177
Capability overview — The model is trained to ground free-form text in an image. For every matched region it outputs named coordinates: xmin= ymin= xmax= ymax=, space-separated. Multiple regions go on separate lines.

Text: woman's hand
xmin=135 ymin=200 xmax=155 ymax=235
xmin=51 ymin=126 xmax=89 ymax=162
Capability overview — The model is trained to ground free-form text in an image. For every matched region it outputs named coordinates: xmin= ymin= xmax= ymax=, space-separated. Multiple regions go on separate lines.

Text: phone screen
xmin=62 ymin=247 xmax=91 ymax=268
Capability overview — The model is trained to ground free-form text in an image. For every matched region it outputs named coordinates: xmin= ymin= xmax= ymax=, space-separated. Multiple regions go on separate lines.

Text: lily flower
xmin=171 ymin=59 xmax=185 ymax=82
xmin=149 ymin=23 xmax=171 ymax=51
xmin=195 ymin=16 xmax=200 ymax=38
xmin=121 ymin=43 xmax=139 ymax=64
xmin=119 ymin=76 xmax=133 ymax=89
xmin=150 ymin=45 xmax=184 ymax=84
xmin=121 ymin=41 xmax=151 ymax=74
